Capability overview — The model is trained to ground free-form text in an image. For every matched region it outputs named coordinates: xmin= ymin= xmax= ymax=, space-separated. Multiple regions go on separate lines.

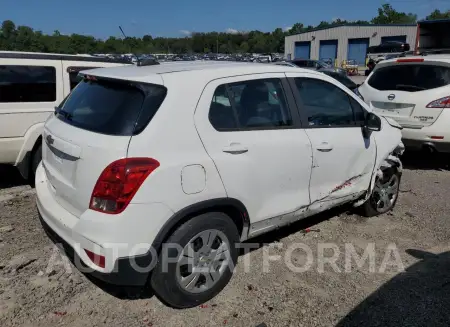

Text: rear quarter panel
xmin=127 ymin=73 xmax=227 ymax=212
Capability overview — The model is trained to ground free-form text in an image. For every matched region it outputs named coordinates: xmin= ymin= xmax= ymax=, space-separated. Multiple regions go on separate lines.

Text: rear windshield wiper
xmin=54 ymin=106 xmax=73 ymax=121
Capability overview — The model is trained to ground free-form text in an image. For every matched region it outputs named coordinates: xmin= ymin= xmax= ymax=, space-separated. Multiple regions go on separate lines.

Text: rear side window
xmin=57 ymin=79 xmax=166 ymax=136
xmin=0 ymin=65 xmax=56 ymax=103
xmin=368 ymin=64 xmax=450 ymax=92
xmin=209 ymin=78 xmax=292 ymax=130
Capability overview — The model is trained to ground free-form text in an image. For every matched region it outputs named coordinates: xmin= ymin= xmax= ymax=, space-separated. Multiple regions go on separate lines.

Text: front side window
xmin=209 ymin=78 xmax=292 ymax=130
xmin=0 ymin=65 xmax=56 ymax=103
xmin=349 ymin=97 xmax=367 ymax=125
xmin=321 ymin=71 xmax=357 ymax=90
xmin=294 ymin=78 xmax=355 ymax=127
xmin=368 ymin=64 xmax=450 ymax=92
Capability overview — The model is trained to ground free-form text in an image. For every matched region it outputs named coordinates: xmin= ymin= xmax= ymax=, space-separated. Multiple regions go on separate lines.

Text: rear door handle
xmin=222 ymin=144 xmax=248 ymax=155
xmin=316 ymin=142 xmax=333 ymax=152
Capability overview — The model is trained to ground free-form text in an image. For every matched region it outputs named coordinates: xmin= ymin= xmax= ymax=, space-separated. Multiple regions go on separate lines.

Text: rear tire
xmin=150 ymin=212 xmax=240 ymax=308
xmin=29 ymin=143 xmax=42 ymax=185
xmin=360 ymin=167 xmax=401 ymax=217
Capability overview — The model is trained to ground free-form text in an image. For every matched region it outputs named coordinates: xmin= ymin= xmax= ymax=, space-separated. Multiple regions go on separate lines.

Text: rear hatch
xmin=42 ymin=75 xmax=166 ymax=217
xmin=360 ymin=59 xmax=450 ymax=128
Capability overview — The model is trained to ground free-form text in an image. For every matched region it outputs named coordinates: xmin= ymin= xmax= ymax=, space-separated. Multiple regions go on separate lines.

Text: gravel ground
xmin=1 ymin=153 xmax=450 ymax=327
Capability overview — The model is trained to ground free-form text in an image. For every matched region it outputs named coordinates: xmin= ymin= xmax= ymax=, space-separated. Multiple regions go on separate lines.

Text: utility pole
xmin=216 ymin=34 xmax=219 ymax=54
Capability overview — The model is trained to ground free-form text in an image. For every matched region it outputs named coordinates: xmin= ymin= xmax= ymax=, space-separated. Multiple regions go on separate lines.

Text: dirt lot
xmin=1 ymin=153 xmax=450 ymax=327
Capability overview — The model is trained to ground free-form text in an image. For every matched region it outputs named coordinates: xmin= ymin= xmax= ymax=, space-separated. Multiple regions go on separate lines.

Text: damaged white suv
xmin=36 ymin=62 xmax=404 ymax=308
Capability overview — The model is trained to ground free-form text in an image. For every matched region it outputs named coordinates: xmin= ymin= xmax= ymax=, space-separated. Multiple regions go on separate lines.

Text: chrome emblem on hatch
xmin=387 ymin=94 xmax=395 ymax=101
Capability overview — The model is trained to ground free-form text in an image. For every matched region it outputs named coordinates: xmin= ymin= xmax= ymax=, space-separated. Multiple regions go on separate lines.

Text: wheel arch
xmin=16 ymin=131 xmax=43 ymax=181
xmin=151 ymin=198 xmax=250 ymax=254
xmin=354 ymin=147 xmax=404 ymax=208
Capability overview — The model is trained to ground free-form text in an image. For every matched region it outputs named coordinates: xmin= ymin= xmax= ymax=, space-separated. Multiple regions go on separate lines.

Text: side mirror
xmin=365 ymin=112 xmax=382 ymax=131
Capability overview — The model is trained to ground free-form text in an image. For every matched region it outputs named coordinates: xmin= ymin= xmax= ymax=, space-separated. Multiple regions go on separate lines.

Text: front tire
xmin=150 ymin=212 xmax=240 ymax=308
xmin=360 ymin=167 xmax=401 ymax=217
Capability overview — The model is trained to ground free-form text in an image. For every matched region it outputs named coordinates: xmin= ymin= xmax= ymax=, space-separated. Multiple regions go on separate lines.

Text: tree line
xmin=1 ymin=5 xmax=449 ymax=55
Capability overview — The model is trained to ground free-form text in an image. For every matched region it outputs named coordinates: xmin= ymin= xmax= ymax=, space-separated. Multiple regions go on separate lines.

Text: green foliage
xmin=0 ymin=6 xmax=445 ymax=54
xmin=426 ymin=9 xmax=450 ymax=20
xmin=371 ymin=4 xmax=417 ymax=24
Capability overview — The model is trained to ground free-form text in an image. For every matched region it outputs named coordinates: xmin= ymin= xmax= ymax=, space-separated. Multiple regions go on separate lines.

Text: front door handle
xmin=222 ymin=143 xmax=248 ymax=155
xmin=316 ymin=142 xmax=333 ymax=152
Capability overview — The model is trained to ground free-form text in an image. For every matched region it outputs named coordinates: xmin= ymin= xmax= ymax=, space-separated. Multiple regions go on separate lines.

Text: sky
xmin=1 ymin=0 xmax=449 ymax=38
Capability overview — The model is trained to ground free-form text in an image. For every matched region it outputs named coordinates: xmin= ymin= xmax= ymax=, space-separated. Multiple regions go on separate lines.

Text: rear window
xmin=57 ymin=79 xmax=166 ymax=135
xmin=368 ymin=64 xmax=450 ymax=92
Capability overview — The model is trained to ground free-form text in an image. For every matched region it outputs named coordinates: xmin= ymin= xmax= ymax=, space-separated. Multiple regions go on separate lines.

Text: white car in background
xmin=358 ymin=55 xmax=450 ymax=153
xmin=36 ymin=61 xmax=404 ymax=308
xmin=0 ymin=51 xmax=129 ymax=182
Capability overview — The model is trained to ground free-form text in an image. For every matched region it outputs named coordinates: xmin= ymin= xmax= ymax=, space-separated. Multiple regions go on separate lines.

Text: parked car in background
xmin=275 ymin=59 xmax=347 ymax=75
xmin=36 ymin=61 xmax=404 ymax=309
xmin=367 ymin=41 xmax=410 ymax=58
xmin=367 ymin=42 xmax=411 ymax=64
xmin=319 ymin=70 xmax=364 ymax=99
xmin=0 ymin=51 xmax=130 ymax=182
xmin=358 ymin=55 xmax=450 ymax=153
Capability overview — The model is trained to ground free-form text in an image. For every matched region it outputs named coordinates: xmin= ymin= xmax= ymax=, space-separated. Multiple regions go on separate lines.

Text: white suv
xmin=358 ymin=55 xmax=450 ymax=153
xmin=36 ymin=61 xmax=404 ymax=308
xmin=0 ymin=51 xmax=128 ymax=182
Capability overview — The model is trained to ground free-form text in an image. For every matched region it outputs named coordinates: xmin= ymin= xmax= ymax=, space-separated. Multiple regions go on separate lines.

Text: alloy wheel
xmin=176 ymin=229 xmax=231 ymax=294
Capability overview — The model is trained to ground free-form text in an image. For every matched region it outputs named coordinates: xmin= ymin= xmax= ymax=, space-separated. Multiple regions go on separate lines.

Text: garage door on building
xmin=294 ymin=41 xmax=311 ymax=59
xmin=348 ymin=38 xmax=370 ymax=65
xmin=319 ymin=40 xmax=338 ymax=63
xmin=381 ymin=35 xmax=407 ymax=43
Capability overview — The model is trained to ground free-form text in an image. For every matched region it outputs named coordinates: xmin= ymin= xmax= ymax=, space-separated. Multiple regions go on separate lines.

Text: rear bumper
xmin=38 ymin=211 xmax=152 ymax=286
xmin=401 ymin=138 xmax=450 ymax=152
xmin=35 ymin=162 xmax=174 ymax=286
xmin=401 ymin=111 xmax=450 ymax=153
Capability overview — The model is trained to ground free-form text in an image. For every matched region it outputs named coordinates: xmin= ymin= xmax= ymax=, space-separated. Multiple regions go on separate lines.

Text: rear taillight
xmin=89 ymin=158 xmax=160 ymax=214
xmin=426 ymin=96 xmax=450 ymax=108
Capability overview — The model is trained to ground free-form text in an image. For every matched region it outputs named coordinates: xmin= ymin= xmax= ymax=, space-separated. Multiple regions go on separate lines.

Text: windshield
xmin=57 ymin=78 xmax=166 ymax=135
